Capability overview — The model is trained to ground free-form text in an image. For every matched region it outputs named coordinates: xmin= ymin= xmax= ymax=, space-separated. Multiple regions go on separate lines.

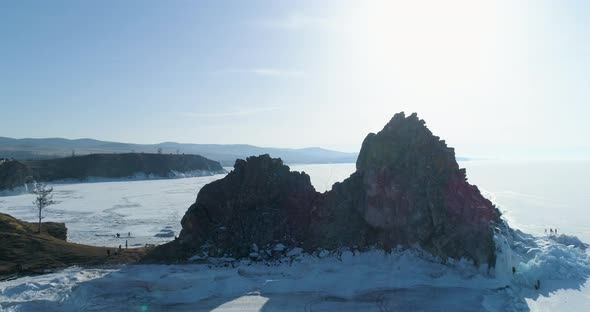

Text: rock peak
xmin=154 ymin=112 xmax=500 ymax=267
xmin=357 ymin=112 xmax=454 ymax=173
xmin=384 ymin=111 xmax=423 ymax=128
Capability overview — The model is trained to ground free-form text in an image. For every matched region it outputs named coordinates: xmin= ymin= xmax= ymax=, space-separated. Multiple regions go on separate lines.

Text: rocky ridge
xmin=0 ymin=153 xmax=225 ymax=192
xmin=149 ymin=113 xmax=501 ymax=267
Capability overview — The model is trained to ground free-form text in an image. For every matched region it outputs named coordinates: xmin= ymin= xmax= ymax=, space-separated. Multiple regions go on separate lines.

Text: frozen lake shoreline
xmin=0 ymin=242 xmax=587 ymax=312
xmin=0 ymin=164 xmax=355 ymax=248
xmin=0 ymin=173 xmax=226 ymax=247
xmin=1 ymin=161 xmax=589 ymax=311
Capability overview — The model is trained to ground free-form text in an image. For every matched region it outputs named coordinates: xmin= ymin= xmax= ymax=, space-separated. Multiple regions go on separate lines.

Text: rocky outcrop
xmin=313 ymin=113 xmax=499 ymax=265
xmin=0 ymin=212 xmax=67 ymax=240
xmin=179 ymin=155 xmax=320 ymax=258
xmin=0 ymin=153 xmax=225 ymax=191
xmin=0 ymin=213 xmax=147 ymax=278
xmin=153 ymin=112 xmax=500 ymax=266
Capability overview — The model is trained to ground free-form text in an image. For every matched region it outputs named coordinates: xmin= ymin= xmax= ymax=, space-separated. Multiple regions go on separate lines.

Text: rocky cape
xmin=0 ymin=153 xmax=225 ymax=193
xmin=146 ymin=113 xmax=501 ymax=267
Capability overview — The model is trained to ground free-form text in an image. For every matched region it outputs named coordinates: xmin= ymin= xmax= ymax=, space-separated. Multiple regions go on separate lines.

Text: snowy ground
xmin=0 ymin=164 xmax=353 ymax=248
xmin=0 ymin=250 xmax=529 ymax=311
xmin=0 ymin=238 xmax=588 ymax=312
xmin=0 ymin=161 xmax=589 ymax=311
xmin=0 ymin=174 xmax=225 ymax=247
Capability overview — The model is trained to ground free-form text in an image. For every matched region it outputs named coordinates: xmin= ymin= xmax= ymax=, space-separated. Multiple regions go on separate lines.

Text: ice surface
xmin=0 ymin=164 xmax=354 ymax=247
xmin=0 ymin=249 xmax=511 ymax=311
xmin=463 ymin=160 xmax=590 ymax=310
xmin=0 ymin=174 xmax=225 ymax=247
xmin=1 ymin=161 xmax=589 ymax=311
xmin=548 ymin=234 xmax=588 ymax=250
xmin=460 ymin=160 xmax=590 ymax=243
xmin=491 ymin=225 xmax=590 ymax=309
xmin=1 ymin=241 xmax=587 ymax=312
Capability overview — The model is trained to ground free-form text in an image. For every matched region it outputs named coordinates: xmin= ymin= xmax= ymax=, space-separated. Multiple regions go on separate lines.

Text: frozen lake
xmin=0 ymin=174 xmax=225 ymax=247
xmin=2 ymin=161 xmax=587 ymax=247
xmin=461 ymin=160 xmax=590 ymax=243
xmin=0 ymin=160 xmax=589 ymax=311
xmin=0 ymin=163 xmax=355 ymax=248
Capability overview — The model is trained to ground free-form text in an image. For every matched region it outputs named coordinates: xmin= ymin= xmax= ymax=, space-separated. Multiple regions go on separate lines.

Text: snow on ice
xmin=1 ymin=233 xmax=589 ymax=311
xmin=1 ymin=162 xmax=589 ymax=311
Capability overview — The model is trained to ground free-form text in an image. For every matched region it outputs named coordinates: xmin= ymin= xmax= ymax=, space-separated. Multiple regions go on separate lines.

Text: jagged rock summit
xmin=179 ymin=154 xmax=320 ymax=258
xmin=154 ymin=112 xmax=500 ymax=266
xmin=316 ymin=112 xmax=500 ymax=264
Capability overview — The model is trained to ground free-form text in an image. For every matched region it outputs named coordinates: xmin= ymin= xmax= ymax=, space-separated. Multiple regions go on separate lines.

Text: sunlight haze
xmin=1 ymin=2 xmax=590 ymax=311
xmin=1 ymin=0 xmax=588 ymax=159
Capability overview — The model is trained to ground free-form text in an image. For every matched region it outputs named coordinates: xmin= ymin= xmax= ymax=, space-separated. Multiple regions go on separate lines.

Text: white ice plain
xmin=0 ymin=174 xmax=226 ymax=247
xmin=0 ymin=161 xmax=589 ymax=311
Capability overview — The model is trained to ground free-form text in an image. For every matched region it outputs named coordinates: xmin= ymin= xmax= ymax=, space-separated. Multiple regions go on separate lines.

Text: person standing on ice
xmin=545 ymin=228 xmax=547 ymax=235
xmin=550 ymin=228 xmax=553 ymax=235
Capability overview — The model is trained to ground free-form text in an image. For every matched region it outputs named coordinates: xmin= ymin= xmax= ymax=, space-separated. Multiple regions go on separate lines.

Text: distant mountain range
xmin=0 ymin=137 xmax=358 ymax=166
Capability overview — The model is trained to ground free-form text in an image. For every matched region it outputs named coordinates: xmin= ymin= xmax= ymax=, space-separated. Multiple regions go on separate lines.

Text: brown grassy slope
xmin=0 ymin=213 xmax=148 ymax=276
xmin=0 ymin=212 xmax=67 ymax=239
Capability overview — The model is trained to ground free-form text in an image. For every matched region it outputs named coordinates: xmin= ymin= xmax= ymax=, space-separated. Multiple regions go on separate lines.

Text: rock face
xmin=315 ymin=113 xmax=499 ymax=264
xmin=179 ymin=155 xmax=319 ymax=257
xmin=165 ymin=113 xmax=500 ymax=266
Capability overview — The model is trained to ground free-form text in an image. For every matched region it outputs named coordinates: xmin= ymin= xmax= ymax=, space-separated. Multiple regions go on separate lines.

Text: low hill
xmin=0 ymin=137 xmax=358 ymax=166
xmin=0 ymin=153 xmax=225 ymax=192
xmin=0 ymin=213 xmax=146 ymax=278
xmin=0 ymin=212 xmax=67 ymax=240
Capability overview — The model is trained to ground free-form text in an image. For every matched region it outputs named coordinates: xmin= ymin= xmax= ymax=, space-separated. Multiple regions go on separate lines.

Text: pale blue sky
xmin=0 ymin=0 xmax=588 ymax=159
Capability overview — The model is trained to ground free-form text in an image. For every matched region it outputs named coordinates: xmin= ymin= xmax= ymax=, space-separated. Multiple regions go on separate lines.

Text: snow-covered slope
xmin=1 ymin=236 xmax=588 ymax=312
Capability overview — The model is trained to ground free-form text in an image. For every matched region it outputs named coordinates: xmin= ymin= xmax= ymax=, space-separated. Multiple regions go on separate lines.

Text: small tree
xmin=32 ymin=183 xmax=57 ymax=234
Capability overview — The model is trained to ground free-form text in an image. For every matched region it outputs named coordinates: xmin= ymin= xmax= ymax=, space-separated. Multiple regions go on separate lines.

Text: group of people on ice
xmin=508 ymin=227 xmax=564 ymax=291
xmin=545 ymin=228 xmax=559 ymax=235
xmin=106 ymin=232 xmax=132 ymax=257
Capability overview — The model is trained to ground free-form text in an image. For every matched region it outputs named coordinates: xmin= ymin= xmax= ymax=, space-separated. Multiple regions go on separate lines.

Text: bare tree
xmin=32 ymin=183 xmax=57 ymax=234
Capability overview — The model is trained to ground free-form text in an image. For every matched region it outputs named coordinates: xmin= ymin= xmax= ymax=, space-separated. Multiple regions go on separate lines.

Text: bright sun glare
xmin=346 ymin=1 xmax=508 ymax=96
